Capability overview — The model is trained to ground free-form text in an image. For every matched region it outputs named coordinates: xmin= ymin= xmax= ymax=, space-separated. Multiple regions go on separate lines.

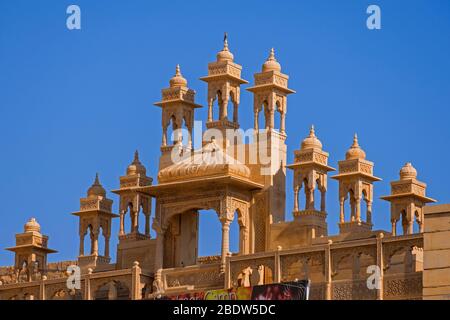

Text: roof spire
xmin=175 ymin=64 xmax=181 ymax=77
xmin=133 ymin=150 xmax=140 ymax=163
xmin=309 ymin=124 xmax=315 ymax=137
xmin=223 ymin=32 xmax=229 ymax=51
xmin=268 ymin=48 xmax=276 ymax=61
xmin=94 ymin=172 xmax=100 ymax=185
xmin=352 ymin=133 xmax=359 ymax=147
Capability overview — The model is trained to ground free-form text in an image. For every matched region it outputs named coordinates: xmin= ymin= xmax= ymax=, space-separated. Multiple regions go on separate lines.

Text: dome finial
xmin=223 ymin=32 xmax=229 ymax=51
xmin=309 ymin=124 xmax=315 ymax=137
xmin=127 ymin=150 xmax=146 ymax=176
xmin=169 ymin=64 xmax=187 ymax=87
xmin=133 ymin=150 xmax=140 ymax=163
xmin=175 ymin=64 xmax=181 ymax=77
xmin=268 ymin=48 xmax=276 ymax=61
xmin=400 ymin=162 xmax=417 ymax=180
xmin=352 ymin=133 xmax=359 ymax=147
xmin=94 ymin=172 xmax=100 ymax=185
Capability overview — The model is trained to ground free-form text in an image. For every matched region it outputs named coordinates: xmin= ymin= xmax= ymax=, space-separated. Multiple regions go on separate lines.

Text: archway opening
xmin=197 ymin=209 xmax=222 ymax=257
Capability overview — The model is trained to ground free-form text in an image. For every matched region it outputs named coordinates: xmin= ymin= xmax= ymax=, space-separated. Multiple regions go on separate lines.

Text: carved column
xmin=131 ymin=210 xmax=138 ymax=234
xmin=325 ymin=241 xmax=332 ymax=300
xmin=293 ymin=186 xmax=299 ymax=211
xmin=376 ymin=233 xmax=384 ymax=300
xmin=355 ymin=197 xmax=361 ymax=222
xmin=391 ymin=219 xmax=397 ymax=236
xmin=320 ymin=189 xmax=326 ymax=212
xmin=104 ymin=235 xmax=110 ymax=258
xmin=233 ymin=101 xmax=238 ymax=123
xmin=339 ymin=197 xmax=345 ymax=223
xmin=91 ymin=230 xmax=99 ymax=256
xmin=145 ymin=214 xmax=151 ymax=237
xmin=221 ymin=98 xmax=229 ymax=120
xmin=79 ymin=233 xmax=84 ymax=256
xmin=208 ymin=98 xmax=213 ymax=122
xmin=119 ymin=211 xmax=125 ymax=236
xmin=367 ymin=201 xmax=373 ymax=225
xmin=268 ymin=109 xmax=275 ymax=130
xmin=220 ymin=218 xmax=232 ymax=273
xmin=254 ymin=111 xmax=259 ymax=131
xmin=162 ymin=125 xmax=167 ymax=147
xmin=280 ymin=111 xmax=286 ymax=134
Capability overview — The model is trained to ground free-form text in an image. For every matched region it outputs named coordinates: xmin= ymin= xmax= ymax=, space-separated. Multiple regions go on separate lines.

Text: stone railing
xmin=383 ymin=272 xmax=422 ymax=300
xmin=0 ymin=262 xmax=152 ymax=300
xmin=161 ymin=263 xmax=224 ymax=294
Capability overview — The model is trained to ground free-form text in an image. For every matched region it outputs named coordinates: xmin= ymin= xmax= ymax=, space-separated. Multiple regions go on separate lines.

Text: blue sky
xmin=0 ymin=0 xmax=449 ymax=265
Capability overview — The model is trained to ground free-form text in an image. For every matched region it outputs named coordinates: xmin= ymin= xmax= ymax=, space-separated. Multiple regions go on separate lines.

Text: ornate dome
xmin=87 ymin=173 xmax=106 ymax=198
xmin=24 ymin=218 xmax=41 ymax=233
xmin=127 ymin=150 xmax=147 ymax=176
xmin=345 ymin=134 xmax=366 ymax=160
xmin=262 ymin=48 xmax=281 ymax=72
xmin=169 ymin=64 xmax=188 ymax=87
xmin=158 ymin=140 xmax=250 ymax=183
xmin=301 ymin=125 xmax=322 ymax=150
xmin=400 ymin=162 xmax=417 ymax=180
xmin=216 ymin=33 xmax=234 ymax=62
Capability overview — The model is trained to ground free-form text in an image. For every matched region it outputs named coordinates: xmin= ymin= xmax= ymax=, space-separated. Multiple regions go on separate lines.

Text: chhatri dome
xmin=127 ymin=150 xmax=147 ymax=176
xmin=87 ymin=173 xmax=106 ymax=198
xmin=24 ymin=217 xmax=41 ymax=233
xmin=399 ymin=162 xmax=417 ymax=180
xmin=345 ymin=134 xmax=366 ymax=160
xmin=169 ymin=64 xmax=188 ymax=88
xmin=301 ymin=125 xmax=322 ymax=150
xmin=262 ymin=48 xmax=281 ymax=72
xmin=216 ymin=33 xmax=234 ymax=62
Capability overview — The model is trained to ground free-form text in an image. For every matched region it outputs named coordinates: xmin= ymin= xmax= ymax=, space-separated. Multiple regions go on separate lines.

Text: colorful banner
xmin=157 ymin=280 xmax=310 ymax=300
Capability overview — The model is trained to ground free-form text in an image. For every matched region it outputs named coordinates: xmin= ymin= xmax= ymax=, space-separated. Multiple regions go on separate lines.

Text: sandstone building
xmin=1 ymin=36 xmax=450 ymax=300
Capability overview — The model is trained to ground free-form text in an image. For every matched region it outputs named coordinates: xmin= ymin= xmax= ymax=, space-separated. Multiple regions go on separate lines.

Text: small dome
xmin=87 ymin=173 xmax=106 ymax=198
xmin=127 ymin=150 xmax=147 ymax=176
xmin=216 ymin=33 xmax=234 ymax=62
xmin=24 ymin=218 xmax=41 ymax=233
xmin=400 ymin=162 xmax=417 ymax=180
xmin=262 ymin=48 xmax=281 ymax=72
xmin=345 ymin=134 xmax=366 ymax=160
xmin=301 ymin=125 xmax=322 ymax=150
xmin=169 ymin=64 xmax=187 ymax=87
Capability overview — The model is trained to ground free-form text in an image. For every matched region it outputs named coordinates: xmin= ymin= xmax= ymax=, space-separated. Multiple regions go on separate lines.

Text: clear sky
xmin=1 ymin=0 xmax=450 ymax=266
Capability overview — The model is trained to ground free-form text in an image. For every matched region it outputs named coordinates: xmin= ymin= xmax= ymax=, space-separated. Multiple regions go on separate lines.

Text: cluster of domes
xmin=127 ymin=150 xmax=147 ymax=176
xmin=169 ymin=64 xmax=188 ymax=88
xmin=400 ymin=162 xmax=417 ymax=180
xmin=345 ymin=134 xmax=366 ymax=160
xmin=301 ymin=125 xmax=323 ymax=150
xmin=24 ymin=218 xmax=41 ymax=233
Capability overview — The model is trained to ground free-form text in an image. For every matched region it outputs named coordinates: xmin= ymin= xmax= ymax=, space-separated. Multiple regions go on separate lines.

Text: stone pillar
xmin=162 ymin=125 xmax=167 ymax=146
xmin=145 ymin=214 xmax=151 ymax=237
xmin=391 ymin=219 xmax=397 ymax=236
xmin=367 ymin=201 xmax=373 ymax=224
xmin=376 ymin=233 xmax=384 ymax=300
xmin=79 ymin=234 xmax=84 ymax=256
xmin=268 ymin=109 xmax=275 ymax=130
xmin=104 ymin=235 xmax=110 ymax=258
xmin=254 ymin=110 xmax=259 ymax=131
xmin=208 ymin=99 xmax=213 ymax=122
xmin=221 ymin=219 xmax=231 ymax=273
xmin=233 ymin=101 xmax=238 ymax=123
xmin=280 ymin=112 xmax=286 ymax=134
xmin=339 ymin=197 xmax=345 ymax=223
xmin=221 ymin=98 xmax=229 ymax=120
xmin=92 ymin=230 xmax=99 ymax=256
xmin=119 ymin=211 xmax=125 ymax=236
xmin=131 ymin=210 xmax=138 ymax=234
xmin=355 ymin=197 xmax=361 ymax=222
xmin=131 ymin=261 xmax=142 ymax=300
xmin=325 ymin=240 xmax=332 ymax=300
xmin=320 ymin=189 xmax=326 ymax=212
xmin=293 ymin=186 xmax=299 ymax=211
